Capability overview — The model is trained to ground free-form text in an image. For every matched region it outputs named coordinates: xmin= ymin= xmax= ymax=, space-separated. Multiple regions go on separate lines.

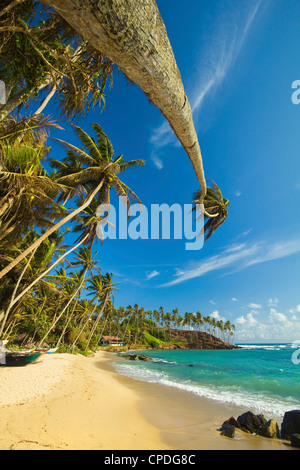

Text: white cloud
xmin=232 ymin=297 xmax=238 ymax=302
xmin=150 ymin=152 xmax=164 ymax=170
xmin=234 ymin=304 xmax=300 ymax=343
xmin=162 ymin=243 xmax=259 ymax=287
xmin=211 ymin=310 xmax=227 ymax=322
xmin=224 ymin=243 xmax=246 ymax=253
xmin=269 ymin=308 xmax=287 ymax=324
xmin=161 ymin=237 xmax=300 ymax=287
xmin=190 ymin=0 xmax=263 ymax=118
xmin=235 ymin=190 xmax=242 ymax=197
xmin=289 ymin=304 xmax=300 ymax=314
xmin=149 ymin=0 xmax=264 ymax=166
xmin=268 ymin=298 xmax=279 ymax=307
xmin=247 ymin=312 xmax=258 ymax=327
xmin=145 ymin=270 xmax=160 ymax=280
xmin=236 ymin=315 xmax=247 ymax=325
xmin=247 ymin=303 xmax=262 ymax=309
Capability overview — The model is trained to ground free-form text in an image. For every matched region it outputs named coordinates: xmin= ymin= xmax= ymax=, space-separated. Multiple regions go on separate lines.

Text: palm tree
xmin=37 ymin=246 xmax=99 ymax=347
xmin=0 ymin=3 xmax=113 ymax=122
xmin=193 ymin=182 xmax=229 ymax=241
xmin=42 ymin=0 xmax=209 ymax=202
xmin=0 ymin=123 xmax=144 ymax=281
xmin=85 ymin=272 xmax=118 ymax=351
xmin=0 ymin=116 xmax=66 ymax=244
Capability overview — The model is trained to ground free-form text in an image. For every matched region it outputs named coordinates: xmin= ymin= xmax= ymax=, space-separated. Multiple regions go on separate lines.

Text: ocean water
xmin=113 ymin=344 xmax=300 ymax=420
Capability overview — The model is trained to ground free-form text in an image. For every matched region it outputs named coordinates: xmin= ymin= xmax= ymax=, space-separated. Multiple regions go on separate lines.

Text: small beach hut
xmin=99 ymin=336 xmax=126 ymax=347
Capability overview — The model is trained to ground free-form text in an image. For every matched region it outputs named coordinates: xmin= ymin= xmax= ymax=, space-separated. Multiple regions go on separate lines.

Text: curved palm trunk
xmin=42 ymin=0 xmax=207 ymax=199
xmin=71 ymin=298 xmax=99 ymax=350
xmin=37 ymin=268 xmax=88 ymax=347
xmin=85 ymin=293 xmax=109 ymax=351
xmin=3 ymin=233 xmax=89 ymax=316
xmin=0 ymin=178 xmax=104 ymax=281
xmin=0 ymin=247 xmax=38 ymax=338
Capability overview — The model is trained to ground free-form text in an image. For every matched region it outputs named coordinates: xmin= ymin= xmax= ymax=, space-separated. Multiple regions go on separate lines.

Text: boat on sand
xmin=0 ymin=351 xmax=43 ymax=367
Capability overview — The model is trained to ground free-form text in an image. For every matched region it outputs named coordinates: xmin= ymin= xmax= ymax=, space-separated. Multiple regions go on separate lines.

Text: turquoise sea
xmin=113 ymin=344 xmax=300 ymax=420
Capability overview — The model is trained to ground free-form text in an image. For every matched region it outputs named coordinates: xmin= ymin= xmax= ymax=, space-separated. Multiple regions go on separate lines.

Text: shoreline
xmin=0 ymin=351 xmax=294 ymax=450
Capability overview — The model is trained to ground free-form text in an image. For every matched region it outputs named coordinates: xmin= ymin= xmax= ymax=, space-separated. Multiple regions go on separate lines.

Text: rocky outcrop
xmin=220 ymin=423 xmax=235 ymax=439
xmin=236 ymin=411 xmax=267 ymax=434
xmin=258 ymin=419 xmax=280 ymax=439
xmin=158 ymin=328 xmax=239 ymax=350
xmin=290 ymin=434 xmax=300 ymax=449
xmin=281 ymin=410 xmax=300 ymax=440
xmin=221 ymin=411 xmax=279 ymax=439
xmin=121 ymin=354 xmax=153 ymax=361
xmin=221 ymin=409 xmax=300 ymax=447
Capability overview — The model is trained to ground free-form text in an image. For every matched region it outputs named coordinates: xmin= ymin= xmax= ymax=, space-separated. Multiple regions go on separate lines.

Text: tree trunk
xmin=37 ymin=268 xmax=88 ymax=347
xmin=0 ymin=247 xmax=37 ymax=338
xmin=71 ymin=298 xmax=99 ymax=349
xmin=0 ymin=178 xmax=104 ymax=280
xmin=85 ymin=293 xmax=109 ymax=351
xmin=42 ymin=0 xmax=207 ymax=200
xmin=6 ymin=233 xmax=89 ymax=312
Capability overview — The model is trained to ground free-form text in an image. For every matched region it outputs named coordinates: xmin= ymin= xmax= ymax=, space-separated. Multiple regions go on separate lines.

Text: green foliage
xmin=193 ymin=181 xmax=229 ymax=241
xmin=151 ymin=328 xmax=170 ymax=342
xmin=142 ymin=330 xmax=162 ymax=348
xmin=0 ymin=0 xmax=113 ymax=122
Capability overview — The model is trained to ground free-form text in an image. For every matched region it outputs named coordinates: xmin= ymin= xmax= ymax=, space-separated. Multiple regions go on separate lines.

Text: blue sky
xmin=45 ymin=0 xmax=300 ymax=343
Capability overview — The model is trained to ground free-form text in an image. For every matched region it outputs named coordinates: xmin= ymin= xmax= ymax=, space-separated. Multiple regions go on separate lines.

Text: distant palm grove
xmin=0 ymin=1 xmax=233 ymax=351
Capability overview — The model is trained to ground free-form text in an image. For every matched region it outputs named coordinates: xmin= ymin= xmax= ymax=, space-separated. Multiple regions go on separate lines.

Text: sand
xmin=0 ymin=351 xmax=294 ymax=450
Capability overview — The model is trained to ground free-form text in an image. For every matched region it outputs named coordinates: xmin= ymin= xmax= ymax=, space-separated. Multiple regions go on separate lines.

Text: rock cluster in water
xmin=120 ymin=354 xmax=153 ymax=361
xmin=219 ymin=409 xmax=300 ymax=448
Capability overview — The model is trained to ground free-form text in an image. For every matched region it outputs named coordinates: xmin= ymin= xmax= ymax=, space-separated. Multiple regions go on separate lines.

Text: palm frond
xmin=193 ymin=181 xmax=229 ymax=241
xmin=91 ymin=123 xmax=113 ymax=161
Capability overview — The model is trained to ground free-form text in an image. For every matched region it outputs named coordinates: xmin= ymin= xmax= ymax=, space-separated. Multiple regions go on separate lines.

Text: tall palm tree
xmin=85 ymin=272 xmax=118 ymax=351
xmin=0 ymin=3 xmax=113 ymax=122
xmin=37 ymin=246 xmax=100 ymax=346
xmin=0 ymin=122 xmax=144 ymax=281
xmin=43 ymin=0 xmax=208 ymax=201
xmin=0 ymin=115 xmax=66 ymax=244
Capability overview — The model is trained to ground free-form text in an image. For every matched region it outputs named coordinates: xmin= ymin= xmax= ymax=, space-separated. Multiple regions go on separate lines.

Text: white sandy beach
xmin=0 ymin=351 xmax=294 ymax=450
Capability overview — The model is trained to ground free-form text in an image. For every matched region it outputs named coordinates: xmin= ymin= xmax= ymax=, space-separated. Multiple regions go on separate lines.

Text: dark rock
xmin=222 ymin=416 xmax=242 ymax=429
xmin=122 ymin=354 xmax=153 ymax=362
xmin=237 ymin=411 xmax=265 ymax=434
xmin=290 ymin=433 xmax=300 ymax=449
xmin=138 ymin=355 xmax=153 ymax=361
xmin=257 ymin=414 xmax=267 ymax=427
xmin=220 ymin=423 xmax=235 ymax=439
xmin=258 ymin=419 xmax=280 ymax=439
xmin=281 ymin=410 xmax=300 ymax=440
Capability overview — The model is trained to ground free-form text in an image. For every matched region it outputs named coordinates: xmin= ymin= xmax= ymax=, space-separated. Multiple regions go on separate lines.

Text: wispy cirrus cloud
xmin=161 ymin=237 xmax=300 ymax=287
xmin=146 ymin=270 xmax=160 ymax=280
xmin=150 ymin=0 xmax=265 ymax=169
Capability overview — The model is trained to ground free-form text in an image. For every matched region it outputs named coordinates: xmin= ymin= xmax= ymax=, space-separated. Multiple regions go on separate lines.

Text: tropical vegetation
xmin=0 ymin=0 xmax=233 ymax=353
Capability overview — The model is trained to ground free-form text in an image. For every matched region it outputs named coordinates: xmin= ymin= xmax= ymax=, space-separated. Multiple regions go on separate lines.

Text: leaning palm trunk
xmin=71 ymin=299 xmax=99 ymax=350
xmin=2 ymin=233 xmax=89 ymax=320
xmin=85 ymin=293 xmax=109 ymax=351
xmin=56 ymin=293 xmax=79 ymax=347
xmin=0 ymin=247 xmax=37 ymax=338
xmin=42 ymin=0 xmax=207 ymax=200
xmin=0 ymin=178 xmax=104 ymax=281
xmin=37 ymin=268 xmax=88 ymax=347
